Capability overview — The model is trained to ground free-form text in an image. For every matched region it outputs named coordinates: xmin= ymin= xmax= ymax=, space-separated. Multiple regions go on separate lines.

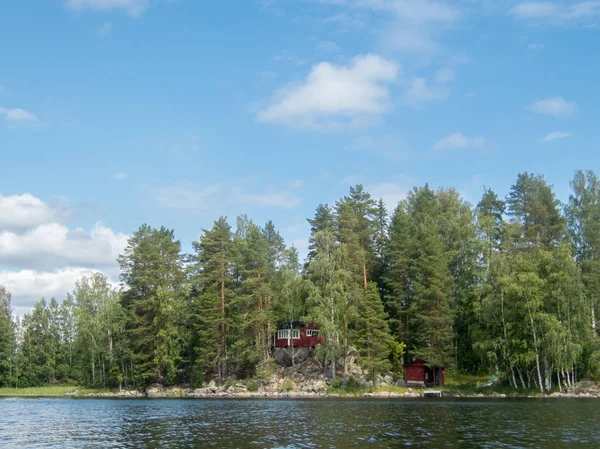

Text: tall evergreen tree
xmin=355 ymin=282 xmax=392 ymax=385
xmin=386 ymin=201 xmax=412 ymax=345
xmin=507 ymin=172 xmax=566 ymax=248
xmin=190 ymin=217 xmax=235 ymax=385
xmin=409 ymin=217 xmax=454 ymax=368
xmin=118 ymin=224 xmax=186 ymax=387
xmin=307 ymin=204 xmax=336 ymax=263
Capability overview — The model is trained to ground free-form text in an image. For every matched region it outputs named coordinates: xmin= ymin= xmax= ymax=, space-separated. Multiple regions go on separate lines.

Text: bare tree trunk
xmin=343 ymin=321 xmax=348 ymax=375
xmin=530 ymin=315 xmax=544 ymax=393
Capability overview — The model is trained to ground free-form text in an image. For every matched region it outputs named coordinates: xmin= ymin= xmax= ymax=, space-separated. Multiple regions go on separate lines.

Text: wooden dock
xmin=423 ymin=390 xmax=442 ymax=398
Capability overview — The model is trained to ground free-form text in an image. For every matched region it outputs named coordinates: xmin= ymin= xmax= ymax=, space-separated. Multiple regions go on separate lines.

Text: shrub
xmin=246 ymin=381 xmax=258 ymax=392
xmin=279 ymin=379 xmax=294 ymax=392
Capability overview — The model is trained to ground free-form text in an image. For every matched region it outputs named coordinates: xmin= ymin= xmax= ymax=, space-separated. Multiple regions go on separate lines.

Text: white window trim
xmin=277 ymin=329 xmax=300 ymax=340
xmin=306 ymin=329 xmax=318 ymax=337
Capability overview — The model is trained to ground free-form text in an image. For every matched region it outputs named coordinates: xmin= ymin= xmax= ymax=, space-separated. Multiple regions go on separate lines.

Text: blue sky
xmin=1 ymin=0 xmax=599 ymax=315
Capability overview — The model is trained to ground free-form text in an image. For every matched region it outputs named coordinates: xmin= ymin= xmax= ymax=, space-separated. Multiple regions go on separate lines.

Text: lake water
xmin=0 ymin=397 xmax=597 ymax=448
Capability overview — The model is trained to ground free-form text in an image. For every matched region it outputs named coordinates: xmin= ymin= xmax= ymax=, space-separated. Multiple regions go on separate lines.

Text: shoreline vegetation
xmin=1 ymin=376 xmax=599 ymax=399
xmin=3 ymin=171 xmax=600 ymax=396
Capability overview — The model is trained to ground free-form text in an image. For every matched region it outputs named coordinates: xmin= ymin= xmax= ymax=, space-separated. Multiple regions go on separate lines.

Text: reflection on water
xmin=0 ymin=397 xmax=598 ymax=448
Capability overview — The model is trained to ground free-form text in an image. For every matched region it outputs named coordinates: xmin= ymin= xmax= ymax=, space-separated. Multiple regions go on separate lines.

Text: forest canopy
xmin=2 ymin=170 xmax=600 ymax=393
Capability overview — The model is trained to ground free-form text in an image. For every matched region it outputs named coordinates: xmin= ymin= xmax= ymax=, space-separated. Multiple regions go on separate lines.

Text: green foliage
xmin=355 ymin=282 xmax=392 ymax=385
xmin=223 ymin=377 xmax=236 ymax=389
xmin=246 ymin=380 xmax=258 ymax=391
xmin=278 ymin=379 xmax=294 ymax=392
xmin=389 ymin=340 xmax=406 ymax=377
xmin=5 ymin=170 xmax=600 ymax=394
xmin=119 ymin=224 xmax=186 ymax=387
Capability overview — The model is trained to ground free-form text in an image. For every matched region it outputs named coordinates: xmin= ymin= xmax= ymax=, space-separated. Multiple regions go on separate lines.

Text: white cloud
xmin=65 ymin=0 xmax=148 ymax=16
xmin=530 ymin=96 xmax=577 ymax=117
xmin=96 ymin=21 xmax=113 ymax=38
xmin=434 ymin=132 xmax=485 ymax=151
xmin=511 ymin=1 xmax=600 ymax=22
xmin=372 ymin=0 xmax=459 ymax=23
xmin=528 ymin=43 xmax=544 ymax=50
xmin=0 ymin=193 xmax=70 ymax=231
xmin=111 ymin=171 xmax=129 ymax=180
xmin=322 ymin=0 xmax=460 ymax=54
xmin=0 ymin=107 xmax=37 ymax=121
xmin=258 ymin=54 xmax=399 ymax=129
xmin=540 ymin=131 xmax=572 ymax=143
xmin=434 ymin=67 xmax=454 ymax=84
xmin=406 ymin=78 xmax=448 ymax=105
xmin=368 ymin=181 xmax=411 ymax=210
xmin=0 ymin=268 xmax=111 ymax=315
xmin=0 ymin=192 xmax=127 ymax=315
xmin=0 ymin=222 xmax=128 ymax=271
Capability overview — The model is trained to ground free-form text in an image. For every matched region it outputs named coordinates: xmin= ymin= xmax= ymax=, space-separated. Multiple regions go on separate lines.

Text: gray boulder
xmin=274 ymin=347 xmax=312 ymax=367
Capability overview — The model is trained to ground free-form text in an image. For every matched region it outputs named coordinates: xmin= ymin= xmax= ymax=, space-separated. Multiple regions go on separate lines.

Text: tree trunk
xmin=343 ymin=321 xmax=348 ymax=375
xmin=529 ymin=315 xmax=544 ymax=393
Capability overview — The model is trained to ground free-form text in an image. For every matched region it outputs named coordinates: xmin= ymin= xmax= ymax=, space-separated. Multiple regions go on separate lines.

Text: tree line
xmin=1 ymin=170 xmax=600 ymax=393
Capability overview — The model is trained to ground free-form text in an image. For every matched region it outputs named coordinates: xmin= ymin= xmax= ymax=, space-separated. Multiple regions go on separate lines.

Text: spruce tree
xmin=355 ymin=282 xmax=392 ymax=385
xmin=410 ymin=217 xmax=454 ymax=368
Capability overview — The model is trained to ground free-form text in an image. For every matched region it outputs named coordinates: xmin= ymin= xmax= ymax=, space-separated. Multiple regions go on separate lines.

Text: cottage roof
xmin=277 ymin=320 xmax=305 ymax=329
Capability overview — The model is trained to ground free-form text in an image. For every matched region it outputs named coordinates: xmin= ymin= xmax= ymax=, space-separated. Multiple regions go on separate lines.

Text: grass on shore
xmin=328 ymin=373 xmax=545 ymax=397
xmin=0 ymin=386 xmax=110 ymax=397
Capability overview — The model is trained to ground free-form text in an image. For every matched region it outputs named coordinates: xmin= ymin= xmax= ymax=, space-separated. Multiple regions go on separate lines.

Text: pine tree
xmin=232 ymin=216 xmax=271 ymax=374
xmin=355 ymin=282 xmax=392 ymax=385
xmin=190 ymin=217 xmax=234 ymax=385
xmin=507 ymin=172 xmax=566 ymax=249
xmin=119 ymin=224 xmax=186 ymax=387
xmin=335 ymin=184 xmax=377 ymax=288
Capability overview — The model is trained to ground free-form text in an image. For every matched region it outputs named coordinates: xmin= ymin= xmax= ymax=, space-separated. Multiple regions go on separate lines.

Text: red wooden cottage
xmin=404 ymin=359 xmax=445 ymax=387
xmin=274 ymin=321 xmax=322 ymax=348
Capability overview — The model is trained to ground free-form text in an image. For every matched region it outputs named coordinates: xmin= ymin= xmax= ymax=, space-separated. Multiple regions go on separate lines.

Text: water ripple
xmin=0 ymin=398 xmax=598 ymax=448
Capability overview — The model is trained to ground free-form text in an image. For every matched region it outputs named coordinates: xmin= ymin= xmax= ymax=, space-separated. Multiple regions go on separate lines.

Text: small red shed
xmin=274 ymin=321 xmax=322 ymax=348
xmin=404 ymin=359 xmax=445 ymax=387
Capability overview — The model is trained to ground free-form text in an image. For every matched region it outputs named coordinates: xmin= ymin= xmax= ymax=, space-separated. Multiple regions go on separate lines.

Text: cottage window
xmin=306 ymin=329 xmax=318 ymax=337
xmin=277 ymin=329 xmax=300 ymax=340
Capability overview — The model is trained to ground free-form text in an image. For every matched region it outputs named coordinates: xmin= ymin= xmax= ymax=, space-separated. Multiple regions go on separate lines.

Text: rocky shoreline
xmin=74 ymin=381 xmax=600 ymax=400
xmin=68 ymin=349 xmax=600 ymax=400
